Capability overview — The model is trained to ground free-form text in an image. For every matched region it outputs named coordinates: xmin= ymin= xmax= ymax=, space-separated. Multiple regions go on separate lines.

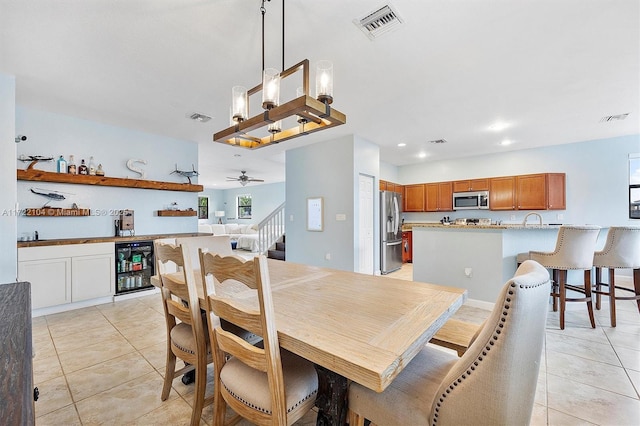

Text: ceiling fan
xmin=226 ymin=170 xmax=265 ymax=186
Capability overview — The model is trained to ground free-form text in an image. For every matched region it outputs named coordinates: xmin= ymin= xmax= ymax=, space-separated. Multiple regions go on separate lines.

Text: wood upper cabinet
xmin=489 ymin=176 xmax=516 ymax=210
xmin=404 ymin=184 xmax=425 ymax=212
xmin=425 ymin=182 xmax=453 ymax=212
xmin=380 ymin=180 xmax=403 ymax=194
xmin=490 ymin=173 xmax=566 ymax=211
xmin=516 ymin=173 xmax=566 ymax=210
xmin=453 ymin=178 xmax=489 ymax=192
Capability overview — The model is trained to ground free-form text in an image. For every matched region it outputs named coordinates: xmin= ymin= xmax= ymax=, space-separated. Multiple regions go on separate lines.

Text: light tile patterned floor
xmin=32 ymin=263 xmax=640 ymax=425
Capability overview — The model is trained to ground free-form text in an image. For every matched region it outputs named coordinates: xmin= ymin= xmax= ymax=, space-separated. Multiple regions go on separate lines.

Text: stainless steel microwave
xmin=453 ymin=191 xmax=490 ymax=210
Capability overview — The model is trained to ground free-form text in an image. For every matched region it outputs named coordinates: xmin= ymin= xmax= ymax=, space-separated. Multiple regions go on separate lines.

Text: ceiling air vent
xmin=429 ymin=139 xmax=448 ymax=144
xmin=188 ymin=112 xmax=212 ymax=123
xmin=599 ymin=113 xmax=629 ymax=122
xmin=354 ymin=4 xmax=403 ymax=40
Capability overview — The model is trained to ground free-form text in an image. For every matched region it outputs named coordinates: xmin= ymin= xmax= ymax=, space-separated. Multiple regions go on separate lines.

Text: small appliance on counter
xmin=455 ymin=218 xmax=492 ymax=225
xmin=114 ymin=209 xmax=135 ymax=237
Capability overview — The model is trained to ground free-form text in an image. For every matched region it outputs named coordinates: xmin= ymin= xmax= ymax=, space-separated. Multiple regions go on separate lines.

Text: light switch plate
xmin=336 ymin=214 xmax=346 ymax=221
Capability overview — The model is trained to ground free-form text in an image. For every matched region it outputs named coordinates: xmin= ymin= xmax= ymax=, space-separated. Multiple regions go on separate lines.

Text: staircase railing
xmin=258 ymin=202 xmax=285 ymax=254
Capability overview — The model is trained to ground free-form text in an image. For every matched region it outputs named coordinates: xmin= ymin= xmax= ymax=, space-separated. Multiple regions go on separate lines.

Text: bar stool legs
xmin=594 ymin=266 xmax=640 ymax=327
xmin=550 ymin=269 xmax=596 ymax=330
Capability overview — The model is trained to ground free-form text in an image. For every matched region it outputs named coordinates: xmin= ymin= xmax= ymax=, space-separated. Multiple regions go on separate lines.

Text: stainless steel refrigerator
xmin=380 ymin=190 xmax=403 ymax=274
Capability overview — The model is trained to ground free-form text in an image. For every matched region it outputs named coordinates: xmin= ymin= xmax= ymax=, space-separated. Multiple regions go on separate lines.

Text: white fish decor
xmin=126 ymin=158 xmax=147 ymax=179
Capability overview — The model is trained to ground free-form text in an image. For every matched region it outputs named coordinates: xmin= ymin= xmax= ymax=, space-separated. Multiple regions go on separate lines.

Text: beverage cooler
xmin=115 ymin=241 xmax=154 ymax=294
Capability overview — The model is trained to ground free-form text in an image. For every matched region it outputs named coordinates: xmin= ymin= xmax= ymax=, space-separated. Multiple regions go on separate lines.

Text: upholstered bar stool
xmin=526 ymin=225 xmax=601 ymax=330
xmin=593 ymin=226 xmax=640 ymax=327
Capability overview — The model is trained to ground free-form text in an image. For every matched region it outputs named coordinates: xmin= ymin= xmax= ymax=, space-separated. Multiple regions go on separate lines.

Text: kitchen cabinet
xmin=489 ymin=176 xmax=516 ymax=210
xmin=490 ymin=173 xmax=566 ymax=211
xmin=18 ymin=257 xmax=71 ymax=309
xmin=380 ymin=180 xmax=403 ymax=194
xmin=404 ymin=184 xmax=425 ymax=212
xmin=402 ymin=231 xmax=412 ymax=263
xmin=72 ymin=252 xmax=114 ymax=302
xmin=516 ymin=173 xmax=565 ymax=210
xmin=18 ymin=242 xmax=115 ymax=310
xmin=453 ymin=178 xmax=489 ymax=192
xmin=425 ymin=182 xmax=453 ymax=212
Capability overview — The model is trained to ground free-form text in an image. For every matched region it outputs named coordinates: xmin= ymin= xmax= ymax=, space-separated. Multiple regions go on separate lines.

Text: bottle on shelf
xmin=67 ymin=155 xmax=77 ymax=174
xmin=89 ymin=156 xmax=96 ymax=176
xmin=78 ymin=159 xmax=88 ymax=175
xmin=56 ymin=155 xmax=67 ymax=173
xmin=96 ymin=164 xmax=105 ymax=176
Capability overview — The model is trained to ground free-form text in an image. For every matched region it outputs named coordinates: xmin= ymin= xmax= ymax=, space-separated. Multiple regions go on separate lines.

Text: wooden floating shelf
xmin=156 ymin=210 xmax=197 ymax=217
xmin=25 ymin=208 xmax=91 ymax=217
xmin=17 ymin=169 xmax=204 ymax=192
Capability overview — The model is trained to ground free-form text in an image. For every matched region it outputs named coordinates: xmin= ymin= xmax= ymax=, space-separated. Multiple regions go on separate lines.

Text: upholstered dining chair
xmin=518 ymin=225 xmax=601 ymax=329
xmin=154 ymin=240 xmax=212 ymax=426
xmin=198 ymin=252 xmax=318 ymax=426
xmin=348 ymin=260 xmax=550 ymax=426
xmin=593 ymin=226 xmax=640 ymax=327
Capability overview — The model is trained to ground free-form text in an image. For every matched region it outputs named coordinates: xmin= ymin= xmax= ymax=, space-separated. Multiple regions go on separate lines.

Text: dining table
xmin=152 ymin=258 xmax=467 ymax=425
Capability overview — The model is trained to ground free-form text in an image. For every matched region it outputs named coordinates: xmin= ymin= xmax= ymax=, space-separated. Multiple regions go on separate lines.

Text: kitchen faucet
xmin=522 ymin=212 xmax=543 ymax=226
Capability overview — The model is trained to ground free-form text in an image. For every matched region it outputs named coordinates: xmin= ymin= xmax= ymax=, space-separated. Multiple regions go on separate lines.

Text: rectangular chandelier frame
xmin=213 ymin=59 xmax=346 ymax=149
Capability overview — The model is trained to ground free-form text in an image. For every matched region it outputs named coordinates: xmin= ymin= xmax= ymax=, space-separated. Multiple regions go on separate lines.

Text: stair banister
xmin=258 ymin=202 xmax=285 ymax=254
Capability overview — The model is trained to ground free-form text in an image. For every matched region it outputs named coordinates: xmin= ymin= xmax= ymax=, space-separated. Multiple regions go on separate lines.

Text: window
xmin=198 ymin=196 xmax=209 ymax=220
xmin=237 ymin=194 xmax=252 ymax=219
xmin=630 ymin=154 xmax=640 ymax=219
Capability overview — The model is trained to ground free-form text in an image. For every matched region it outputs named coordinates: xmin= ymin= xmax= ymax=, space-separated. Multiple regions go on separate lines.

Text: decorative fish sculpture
xmin=171 ymin=164 xmax=199 ymax=184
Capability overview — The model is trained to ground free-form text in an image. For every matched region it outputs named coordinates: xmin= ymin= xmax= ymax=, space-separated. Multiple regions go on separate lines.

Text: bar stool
xmin=593 ymin=226 xmax=640 ymax=327
xmin=526 ymin=225 xmax=601 ymax=330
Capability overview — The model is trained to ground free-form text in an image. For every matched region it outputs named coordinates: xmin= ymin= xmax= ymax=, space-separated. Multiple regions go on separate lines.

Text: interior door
xmin=358 ymin=174 xmax=374 ymax=275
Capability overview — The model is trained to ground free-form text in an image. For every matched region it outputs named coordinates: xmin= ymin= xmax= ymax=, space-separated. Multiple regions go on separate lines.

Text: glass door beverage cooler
xmin=115 ymin=241 xmax=154 ymax=294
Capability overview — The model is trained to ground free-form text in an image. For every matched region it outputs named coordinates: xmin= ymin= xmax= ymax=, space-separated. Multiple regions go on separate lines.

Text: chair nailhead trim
xmin=430 ymin=277 xmax=549 ymax=426
xmin=222 ymin=381 xmax=317 ymax=415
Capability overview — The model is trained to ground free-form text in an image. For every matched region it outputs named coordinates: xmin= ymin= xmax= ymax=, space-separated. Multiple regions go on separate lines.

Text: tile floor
xmin=32 ymin=262 xmax=640 ymax=425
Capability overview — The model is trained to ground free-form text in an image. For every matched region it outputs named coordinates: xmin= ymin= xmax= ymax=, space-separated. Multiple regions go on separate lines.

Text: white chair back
xmin=430 ymin=260 xmax=550 ymax=425
xmin=593 ymin=226 xmax=640 ymax=269
xmin=530 ymin=225 xmax=601 ymax=269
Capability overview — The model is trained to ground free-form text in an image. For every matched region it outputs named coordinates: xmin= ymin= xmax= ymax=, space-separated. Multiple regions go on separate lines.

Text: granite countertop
xmin=403 ymin=223 xmax=562 ymax=231
xmin=17 ymin=232 xmax=210 ymax=248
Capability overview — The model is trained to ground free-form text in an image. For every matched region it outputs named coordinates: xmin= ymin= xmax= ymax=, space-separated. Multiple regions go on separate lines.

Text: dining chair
xmin=198 ymin=252 xmax=318 ymax=426
xmin=348 ymin=259 xmax=550 ymax=425
xmin=175 ymin=235 xmax=233 ymax=265
xmin=593 ymin=226 xmax=640 ymax=327
xmin=154 ymin=240 xmax=212 ymax=426
xmin=519 ymin=225 xmax=601 ymax=329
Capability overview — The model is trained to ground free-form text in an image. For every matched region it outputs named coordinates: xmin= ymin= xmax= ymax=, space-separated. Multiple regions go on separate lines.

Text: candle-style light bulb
xmin=315 ymin=60 xmax=333 ymax=105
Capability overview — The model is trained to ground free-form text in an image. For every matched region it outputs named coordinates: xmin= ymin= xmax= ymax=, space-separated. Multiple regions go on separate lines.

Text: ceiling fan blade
xmin=248 ymin=178 xmax=265 ymax=182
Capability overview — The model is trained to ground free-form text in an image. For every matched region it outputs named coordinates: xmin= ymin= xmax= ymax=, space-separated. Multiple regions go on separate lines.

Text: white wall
xmin=353 ymin=136 xmax=380 ymax=273
xmin=399 ymin=135 xmax=640 ymax=226
xmin=286 ymin=136 xmax=356 ymax=270
xmin=286 ymin=135 xmax=380 ymax=272
xmin=0 ymin=74 xmax=17 ymax=283
xmin=15 ymin=107 xmax=199 ymax=239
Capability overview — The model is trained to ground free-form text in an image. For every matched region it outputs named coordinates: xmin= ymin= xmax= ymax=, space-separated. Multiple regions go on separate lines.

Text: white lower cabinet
xmin=72 ymin=253 xmax=114 ymax=302
xmin=18 ymin=242 xmax=115 ymax=310
xmin=18 ymin=257 xmax=72 ymax=309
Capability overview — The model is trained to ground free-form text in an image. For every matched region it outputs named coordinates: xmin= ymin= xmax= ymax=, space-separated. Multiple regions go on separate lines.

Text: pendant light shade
xmin=268 ymin=120 xmax=282 ymax=134
xmin=232 ymin=86 xmax=248 ymax=122
xmin=315 ymin=60 xmax=334 ymax=105
xmin=262 ymin=68 xmax=281 ymax=110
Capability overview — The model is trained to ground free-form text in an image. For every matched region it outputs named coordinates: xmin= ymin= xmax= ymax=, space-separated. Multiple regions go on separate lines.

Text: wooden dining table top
xmin=152 ymin=259 xmax=467 ymax=393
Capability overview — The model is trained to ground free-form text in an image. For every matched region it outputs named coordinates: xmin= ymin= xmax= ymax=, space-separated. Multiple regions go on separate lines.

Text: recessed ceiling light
xmin=397 ymin=143 xmax=406 ymax=147
xmin=500 ymin=139 xmax=513 ymax=146
xmin=417 ymin=152 xmax=427 ymax=159
xmin=488 ymin=121 xmax=509 ymax=132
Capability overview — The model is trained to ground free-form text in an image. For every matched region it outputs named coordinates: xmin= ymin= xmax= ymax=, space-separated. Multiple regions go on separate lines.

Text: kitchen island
xmin=410 ymin=223 xmax=560 ymax=304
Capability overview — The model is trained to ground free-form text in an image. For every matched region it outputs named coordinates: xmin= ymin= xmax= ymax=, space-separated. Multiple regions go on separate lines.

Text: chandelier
xmin=213 ymin=0 xmax=346 ymax=149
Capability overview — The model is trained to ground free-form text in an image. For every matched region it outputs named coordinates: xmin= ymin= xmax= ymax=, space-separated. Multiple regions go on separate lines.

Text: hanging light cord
xmin=260 ymin=0 xmax=285 ymax=72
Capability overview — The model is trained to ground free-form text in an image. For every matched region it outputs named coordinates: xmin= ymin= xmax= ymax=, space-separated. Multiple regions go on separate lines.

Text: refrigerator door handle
xmin=386 ymin=240 xmax=402 ymax=246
